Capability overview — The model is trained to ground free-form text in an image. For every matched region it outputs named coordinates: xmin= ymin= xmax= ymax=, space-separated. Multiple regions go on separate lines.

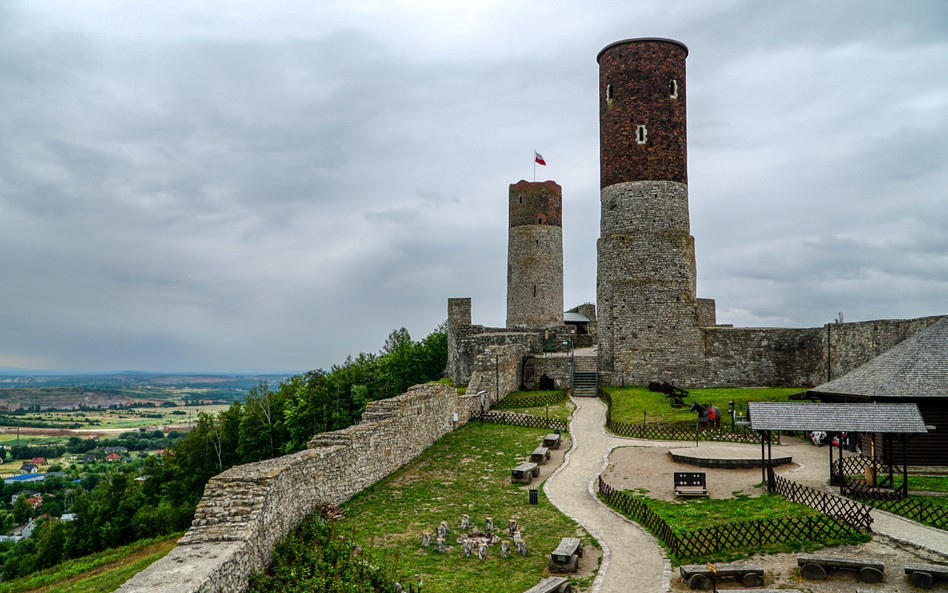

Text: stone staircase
xmin=571 ymin=356 xmax=598 ymax=397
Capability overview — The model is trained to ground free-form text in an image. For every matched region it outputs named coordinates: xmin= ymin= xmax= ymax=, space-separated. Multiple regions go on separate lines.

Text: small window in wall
xmin=519 ymin=196 xmax=522 ymax=203
xmin=536 ymin=212 xmax=547 ymax=225
xmin=636 ymin=124 xmax=647 ymax=145
xmin=670 ymin=79 xmax=678 ymax=99
xmin=606 ymin=84 xmax=613 ymax=100
xmin=533 ymin=285 xmax=537 ymax=297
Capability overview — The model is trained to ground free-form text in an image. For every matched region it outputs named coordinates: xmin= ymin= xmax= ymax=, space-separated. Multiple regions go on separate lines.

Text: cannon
xmin=648 ymin=381 xmax=689 ymax=407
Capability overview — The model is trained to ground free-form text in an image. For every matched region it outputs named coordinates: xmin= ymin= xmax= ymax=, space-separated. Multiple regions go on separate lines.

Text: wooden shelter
xmin=793 ymin=318 xmax=948 ymax=466
xmin=748 ymin=402 xmax=928 ymax=496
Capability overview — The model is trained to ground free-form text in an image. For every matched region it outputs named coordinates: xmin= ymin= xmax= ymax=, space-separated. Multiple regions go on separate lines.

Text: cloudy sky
xmin=1 ymin=1 xmax=946 ymax=373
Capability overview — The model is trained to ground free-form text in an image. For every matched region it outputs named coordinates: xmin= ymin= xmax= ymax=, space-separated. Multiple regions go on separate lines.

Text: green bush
xmin=247 ymin=514 xmax=402 ymax=593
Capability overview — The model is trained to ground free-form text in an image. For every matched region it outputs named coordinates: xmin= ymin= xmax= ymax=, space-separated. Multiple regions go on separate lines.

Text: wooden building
xmin=795 ymin=318 xmax=948 ymax=466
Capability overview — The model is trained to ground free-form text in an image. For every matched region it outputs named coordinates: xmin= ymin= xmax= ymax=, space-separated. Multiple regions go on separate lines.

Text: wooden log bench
xmin=511 ymin=462 xmax=540 ymax=484
xmin=905 ymin=562 xmax=948 ymax=589
xmin=543 ymin=433 xmax=562 ymax=450
xmin=674 ymin=472 xmax=708 ymax=497
xmin=797 ymin=554 xmax=884 ymax=583
xmin=679 ymin=562 xmax=764 ymax=589
xmin=530 ymin=446 xmax=551 ymax=465
xmin=547 ymin=537 xmax=582 ymax=573
xmin=523 ymin=576 xmax=571 ymax=593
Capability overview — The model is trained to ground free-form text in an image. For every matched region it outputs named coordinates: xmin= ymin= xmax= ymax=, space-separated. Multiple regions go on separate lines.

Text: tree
xmin=13 ymin=494 xmax=31 ymax=524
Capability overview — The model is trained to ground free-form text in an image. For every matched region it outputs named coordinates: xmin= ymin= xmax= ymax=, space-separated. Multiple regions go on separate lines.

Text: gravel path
xmin=544 ymin=396 xmax=674 ymax=593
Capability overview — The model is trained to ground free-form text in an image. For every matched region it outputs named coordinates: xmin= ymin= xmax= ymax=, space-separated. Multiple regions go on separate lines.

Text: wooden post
xmin=421 ymin=532 xmax=431 ymax=547
xmin=461 ymin=515 xmax=469 ymax=530
xmin=500 ymin=541 xmax=510 ymax=557
xmin=516 ymin=540 xmax=527 ymax=555
xmin=462 ymin=539 xmax=473 ymax=557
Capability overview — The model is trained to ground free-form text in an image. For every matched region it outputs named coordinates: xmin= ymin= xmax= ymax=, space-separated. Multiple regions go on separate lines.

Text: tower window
xmin=536 ymin=213 xmax=547 ymax=225
xmin=636 ymin=125 xmax=647 ymax=144
xmin=670 ymin=79 xmax=678 ymax=99
xmin=606 ymin=84 xmax=613 ymax=100
xmin=534 ymin=285 xmax=537 ymax=297
xmin=519 ymin=196 xmax=522 ymax=203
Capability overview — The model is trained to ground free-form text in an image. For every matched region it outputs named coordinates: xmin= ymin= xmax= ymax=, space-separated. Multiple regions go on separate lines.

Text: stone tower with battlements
xmin=596 ymin=38 xmax=703 ymax=383
xmin=506 ymin=180 xmax=564 ymax=329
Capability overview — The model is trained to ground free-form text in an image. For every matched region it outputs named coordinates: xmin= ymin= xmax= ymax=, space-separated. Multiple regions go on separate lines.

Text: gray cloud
xmin=0 ymin=1 xmax=945 ymax=372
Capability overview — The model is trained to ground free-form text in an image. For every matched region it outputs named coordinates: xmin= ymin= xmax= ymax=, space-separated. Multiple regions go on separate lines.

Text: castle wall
xmin=700 ymin=326 xmax=825 ymax=388
xmin=526 ymin=356 xmax=573 ymax=391
xmin=116 ymin=382 xmax=488 ymax=593
xmin=466 ymin=343 xmax=530 ymax=408
xmin=447 ymin=298 xmax=472 ymax=385
xmin=826 ymin=315 xmax=945 ymax=381
xmin=696 ymin=298 xmax=716 ymax=327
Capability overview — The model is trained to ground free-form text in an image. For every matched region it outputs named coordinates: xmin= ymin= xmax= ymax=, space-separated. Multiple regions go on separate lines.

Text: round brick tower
xmin=596 ymin=38 xmax=702 ymax=383
xmin=507 ymin=180 xmax=564 ymax=329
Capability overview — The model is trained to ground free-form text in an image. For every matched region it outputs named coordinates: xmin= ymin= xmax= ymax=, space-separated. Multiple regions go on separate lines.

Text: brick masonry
xmin=598 ymin=38 xmax=688 ymax=187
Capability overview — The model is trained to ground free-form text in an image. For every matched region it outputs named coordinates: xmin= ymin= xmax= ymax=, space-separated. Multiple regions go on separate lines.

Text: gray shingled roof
xmin=563 ymin=311 xmax=590 ymax=323
xmin=748 ymin=402 xmax=928 ymax=433
xmin=812 ymin=318 xmax=948 ymax=398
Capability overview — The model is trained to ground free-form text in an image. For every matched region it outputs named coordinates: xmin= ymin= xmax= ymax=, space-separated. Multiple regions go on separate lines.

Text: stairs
xmin=572 ymin=355 xmax=598 ymax=397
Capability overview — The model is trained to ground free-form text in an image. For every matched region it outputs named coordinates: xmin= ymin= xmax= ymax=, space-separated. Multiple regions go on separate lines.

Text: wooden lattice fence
xmin=474 ymin=411 xmax=568 ymax=432
xmin=598 ymin=389 xmax=773 ymax=444
xmin=598 ymin=477 xmax=863 ymax=560
xmin=771 ymin=473 xmax=873 ymax=531
xmin=870 ymin=498 xmax=948 ymax=531
xmin=492 ymin=389 xmax=568 ymax=410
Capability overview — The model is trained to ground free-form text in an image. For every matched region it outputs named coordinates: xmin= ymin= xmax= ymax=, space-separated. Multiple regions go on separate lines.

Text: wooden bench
xmin=797 ymin=554 xmax=884 ymax=583
xmin=530 ymin=446 xmax=551 ymax=465
xmin=905 ymin=562 xmax=948 ymax=589
xmin=548 ymin=537 xmax=582 ymax=573
xmin=679 ymin=562 xmax=764 ymax=589
xmin=674 ymin=472 xmax=708 ymax=497
xmin=511 ymin=462 xmax=540 ymax=484
xmin=543 ymin=433 xmax=561 ymax=450
xmin=523 ymin=576 xmax=571 ymax=593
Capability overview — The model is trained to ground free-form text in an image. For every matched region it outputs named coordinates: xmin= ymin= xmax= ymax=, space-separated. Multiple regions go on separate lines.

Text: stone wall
xmin=597 ymin=315 xmax=947 ymax=389
xmin=116 ymin=381 xmax=498 ymax=593
xmin=826 ymin=315 xmax=945 ymax=381
xmin=526 ymin=356 xmax=573 ymax=391
xmin=466 ymin=343 xmax=529 ymax=409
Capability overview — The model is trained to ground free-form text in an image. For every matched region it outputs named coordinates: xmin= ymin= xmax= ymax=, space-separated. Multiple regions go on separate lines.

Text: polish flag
xmin=534 ymin=151 xmax=546 ymax=166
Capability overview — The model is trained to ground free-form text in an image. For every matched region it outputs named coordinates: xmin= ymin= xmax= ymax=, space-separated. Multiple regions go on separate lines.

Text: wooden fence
xmin=870 ymin=497 xmax=948 ymax=531
xmin=474 ymin=411 xmax=568 ymax=432
xmin=492 ymin=389 xmax=569 ymax=410
xmin=598 ymin=389 xmax=773 ymax=444
xmin=771 ymin=473 xmax=873 ymax=531
xmin=598 ymin=477 xmax=863 ymax=560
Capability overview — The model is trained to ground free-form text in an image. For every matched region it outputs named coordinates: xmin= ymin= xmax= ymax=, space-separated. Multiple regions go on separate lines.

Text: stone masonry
xmin=507 ymin=180 xmax=564 ymax=329
xmin=115 ymin=381 xmax=495 ymax=593
xmin=596 ymin=37 xmax=706 ymax=384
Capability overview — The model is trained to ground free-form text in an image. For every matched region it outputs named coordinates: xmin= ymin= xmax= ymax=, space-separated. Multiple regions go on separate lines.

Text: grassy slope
xmin=338 ymin=422 xmax=591 ymax=593
xmin=0 ymin=534 xmax=180 ymax=593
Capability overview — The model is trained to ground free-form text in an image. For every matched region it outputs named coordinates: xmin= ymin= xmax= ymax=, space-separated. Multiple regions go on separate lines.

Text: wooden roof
xmin=748 ymin=402 xmax=928 ymax=433
xmin=811 ymin=317 xmax=948 ymax=398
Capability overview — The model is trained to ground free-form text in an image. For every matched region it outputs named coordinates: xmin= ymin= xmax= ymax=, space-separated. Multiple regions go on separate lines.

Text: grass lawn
xmin=610 ymin=492 xmax=869 ymax=563
xmin=493 ymin=391 xmax=574 ymax=421
xmin=338 ymin=422 xmax=593 ymax=593
xmin=604 ymin=386 xmax=803 ymax=426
